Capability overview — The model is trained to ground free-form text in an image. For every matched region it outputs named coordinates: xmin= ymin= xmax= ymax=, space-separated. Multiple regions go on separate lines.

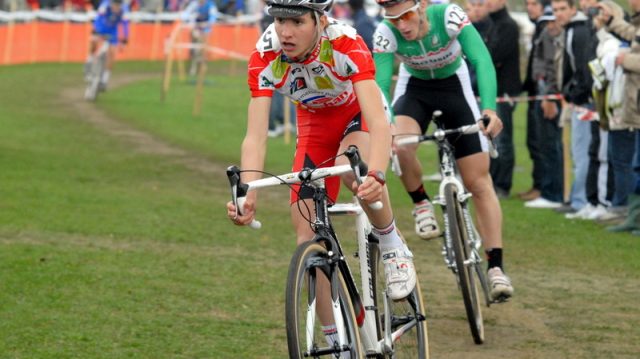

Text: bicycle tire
xmin=373 ymin=240 xmax=430 ymax=358
xmin=444 ymin=183 xmax=485 ymax=344
xmin=285 ymin=241 xmax=364 ymax=358
xmin=84 ymin=51 xmax=105 ymax=101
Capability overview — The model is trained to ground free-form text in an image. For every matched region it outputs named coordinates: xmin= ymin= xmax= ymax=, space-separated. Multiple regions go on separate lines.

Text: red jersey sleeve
xmin=247 ymin=50 xmax=275 ymax=98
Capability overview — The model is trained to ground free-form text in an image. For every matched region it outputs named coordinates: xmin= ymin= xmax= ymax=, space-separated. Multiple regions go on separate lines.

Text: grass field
xmin=0 ymin=61 xmax=638 ymax=358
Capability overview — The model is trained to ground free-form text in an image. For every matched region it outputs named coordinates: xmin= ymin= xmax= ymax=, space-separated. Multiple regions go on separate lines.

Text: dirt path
xmin=59 ymin=74 xmax=225 ymax=176
xmin=57 ymin=75 xmax=639 ymax=359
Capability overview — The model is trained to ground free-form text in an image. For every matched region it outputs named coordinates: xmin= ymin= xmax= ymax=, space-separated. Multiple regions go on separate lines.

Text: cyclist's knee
xmin=465 ymin=174 xmax=493 ymax=198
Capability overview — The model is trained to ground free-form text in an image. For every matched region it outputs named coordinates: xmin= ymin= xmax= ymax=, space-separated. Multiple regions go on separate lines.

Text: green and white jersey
xmin=373 ymin=4 xmax=497 ymax=111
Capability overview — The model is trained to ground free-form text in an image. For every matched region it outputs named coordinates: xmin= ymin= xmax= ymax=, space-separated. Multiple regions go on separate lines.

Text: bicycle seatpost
xmin=480 ymin=116 xmax=499 ymax=159
xmin=226 ymin=165 xmax=262 ymax=229
xmin=344 ymin=146 xmax=383 ymax=210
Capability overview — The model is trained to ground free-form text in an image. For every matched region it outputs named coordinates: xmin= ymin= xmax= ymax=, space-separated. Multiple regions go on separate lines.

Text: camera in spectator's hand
xmin=587 ymin=7 xmax=600 ymax=17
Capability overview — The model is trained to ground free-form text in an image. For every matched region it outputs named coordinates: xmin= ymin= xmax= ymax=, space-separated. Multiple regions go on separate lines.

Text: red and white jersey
xmin=248 ymin=19 xmax=375 ymax=110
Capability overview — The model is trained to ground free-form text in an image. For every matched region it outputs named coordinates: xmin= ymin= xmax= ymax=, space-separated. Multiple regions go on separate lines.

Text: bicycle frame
xmin=227 ymin=147 xmax=423 ymax=356
xmin=396 ymin=123 xmax=491 ymax=302
xmin=432 ymin=137 xmax=484 ymax=281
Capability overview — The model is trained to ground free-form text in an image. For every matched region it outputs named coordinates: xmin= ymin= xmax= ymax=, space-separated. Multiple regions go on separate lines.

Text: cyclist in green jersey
xmin=373 ymin=0 xmax=513 ymax=300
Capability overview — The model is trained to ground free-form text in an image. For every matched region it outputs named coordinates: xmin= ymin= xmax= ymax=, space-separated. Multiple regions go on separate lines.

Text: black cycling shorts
xmin=392 ymin=64 xmax=487 ymax=159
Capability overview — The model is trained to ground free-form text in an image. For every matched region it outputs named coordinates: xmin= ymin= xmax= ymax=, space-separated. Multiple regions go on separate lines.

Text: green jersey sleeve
xmin=457 ymin=24 xmax=497 ymax=111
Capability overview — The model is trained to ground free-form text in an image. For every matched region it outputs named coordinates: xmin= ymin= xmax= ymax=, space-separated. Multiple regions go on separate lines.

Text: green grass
xmin=1 ymin=62 xmax=639 ymax=358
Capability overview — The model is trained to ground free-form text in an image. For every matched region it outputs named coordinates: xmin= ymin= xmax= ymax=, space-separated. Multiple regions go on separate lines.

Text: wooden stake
xmin=193 ymin=60 xmax=207 ymax=116
xmin=562 ymin=105 xmax=572 ymax=204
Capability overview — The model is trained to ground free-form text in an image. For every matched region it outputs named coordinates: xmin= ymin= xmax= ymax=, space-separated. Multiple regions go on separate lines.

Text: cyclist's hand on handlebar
xmin=354 ymin=177 xmax=384 ymax=204
xmin=226 ymin=198 xmax=256 ymax=226
xmin=480 ymin=109 xmax=503 ymax=137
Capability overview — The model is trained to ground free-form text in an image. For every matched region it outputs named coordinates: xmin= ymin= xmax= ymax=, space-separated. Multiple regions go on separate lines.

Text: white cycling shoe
xmin=412 ymin=200 xmax=441 ymax=240
xmin=381 ymin=246 xmax=417 ymax=300
xmin=488 ymin=267 xmax=514 ymax=302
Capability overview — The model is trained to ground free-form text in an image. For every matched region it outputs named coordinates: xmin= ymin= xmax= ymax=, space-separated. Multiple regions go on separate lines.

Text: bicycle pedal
xmin=491 ymin=295 xmax=511 ymax=304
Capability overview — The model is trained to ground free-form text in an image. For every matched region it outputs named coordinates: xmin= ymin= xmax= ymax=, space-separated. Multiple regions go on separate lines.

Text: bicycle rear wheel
xmin=373 ymin=243 xmax=430 ymax=358
xmin=286 ymin=241 xmax=364 ymax=358
xmin=444 ymin=183 xmax=484 ymax=344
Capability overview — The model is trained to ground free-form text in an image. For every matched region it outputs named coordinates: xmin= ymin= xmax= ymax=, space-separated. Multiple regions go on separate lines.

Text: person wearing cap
xmin=84 ymin=0 xmax=130 ymax=90
xmin=372 ymin=0 xmax=514 ymax=301
xmin=521 ymin=0 xmax=565 ymax=209
xmin=227 ymin=0 xmax=418 ymax=309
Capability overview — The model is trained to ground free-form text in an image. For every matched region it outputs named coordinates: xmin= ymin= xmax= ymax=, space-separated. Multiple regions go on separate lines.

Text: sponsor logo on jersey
xmin=315 ymin=76 xmax=334 ymax=89
xmin=261 ymin=76 xmax=274 ymax=88
xmin=290 ymin=77 xmax=308 ymax=94
xmin=311 ymin=65 xmax=324 ymax=75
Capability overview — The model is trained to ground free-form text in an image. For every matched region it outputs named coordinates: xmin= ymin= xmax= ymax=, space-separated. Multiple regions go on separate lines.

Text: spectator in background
xmin=525 ymin=5 xmax=565 ymax=208
xmin=165 ymin=0 xmax=185 ymax=11
xmin=520 ymin=0 xmax=549 ymax=203
xmin=485 ymin=0 xmax=521 ymax=198
xmin=39 ymin=0 xmax=62 ymax=9
xmin=599 ymin=0 xmax=640 ymax=232
xmin=140 ymin=0 xmax=164 ymax=11
xmin=589 ymin=0 xmax=631 ymax=222
xmin=466 ymin=0 xmax=492 ymax=40
xmin=348 ymin=0 xmax=376 ymax=51
xmin=552 ymin=0 xmax=598 ymax=217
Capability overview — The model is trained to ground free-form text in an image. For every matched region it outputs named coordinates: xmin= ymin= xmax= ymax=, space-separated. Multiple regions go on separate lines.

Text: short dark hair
xmin=551 ymin=0 xmax=575 ymax=7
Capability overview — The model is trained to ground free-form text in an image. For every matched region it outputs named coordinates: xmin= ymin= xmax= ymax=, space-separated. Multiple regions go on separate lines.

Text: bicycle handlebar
xmin=226 ymin=146 xmax=382 ymax=230
xmin=395 ymin=117 xmax=499 ymax=159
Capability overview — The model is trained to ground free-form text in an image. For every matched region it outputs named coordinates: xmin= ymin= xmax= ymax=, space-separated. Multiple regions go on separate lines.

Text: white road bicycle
xmin=84 ymin=36 xmax=111 ymax=101
xmin=395 ymin=112 xmax=500 ymax=345
xmin=227 ymin=146 xmax=429 ymax=358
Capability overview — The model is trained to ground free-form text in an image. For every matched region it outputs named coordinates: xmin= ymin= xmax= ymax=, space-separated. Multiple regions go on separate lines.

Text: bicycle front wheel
xmin=444 ymin=183 xmax=485 ymax=344
xmin=285 ymin=241 xmax=364 ymax=358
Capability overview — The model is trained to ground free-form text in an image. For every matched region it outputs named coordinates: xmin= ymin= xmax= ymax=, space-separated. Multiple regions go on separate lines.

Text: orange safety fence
xmin=0 ymin=21 xmax=259 ymax=65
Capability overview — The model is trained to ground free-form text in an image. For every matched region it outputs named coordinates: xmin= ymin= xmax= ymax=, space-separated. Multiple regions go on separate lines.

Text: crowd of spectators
xmin=465 ymin=0 xmax=640 ymax=235
xmin=0 ymin=0 xmax=247 ymax=13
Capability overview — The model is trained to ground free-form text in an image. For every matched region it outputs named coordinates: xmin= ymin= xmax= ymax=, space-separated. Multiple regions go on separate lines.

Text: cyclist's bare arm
xmin=353 ymin=79 xmax=391 ymax=203
xmin=227 ymin=96 xmax=271 ymax=225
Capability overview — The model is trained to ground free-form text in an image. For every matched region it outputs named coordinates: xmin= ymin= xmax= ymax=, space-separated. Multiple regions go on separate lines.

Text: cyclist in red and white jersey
xmin=227 ymin=0 xmax=417 ymax=309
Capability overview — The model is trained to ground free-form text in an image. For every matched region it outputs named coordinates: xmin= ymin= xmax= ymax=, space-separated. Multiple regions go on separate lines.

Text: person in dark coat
xmin=485 ymin=0 xmax=522 ymax=198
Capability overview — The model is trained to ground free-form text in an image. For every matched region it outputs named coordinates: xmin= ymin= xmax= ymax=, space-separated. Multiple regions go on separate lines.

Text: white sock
xmin=322 ymin=325 xmax=349 ymax=358
xmin=101 ymin=70 xmax=110 ymax=84
xmin=372 ymin=220 xmax=404 ymax=249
